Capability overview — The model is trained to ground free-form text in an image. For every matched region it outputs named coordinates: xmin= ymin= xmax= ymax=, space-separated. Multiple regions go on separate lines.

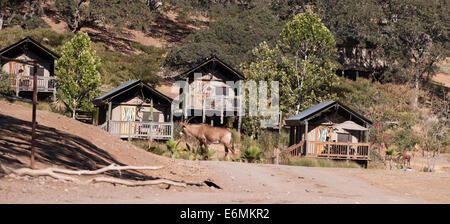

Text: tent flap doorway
xmin=120 ymin=106 xmax=136 ymax=136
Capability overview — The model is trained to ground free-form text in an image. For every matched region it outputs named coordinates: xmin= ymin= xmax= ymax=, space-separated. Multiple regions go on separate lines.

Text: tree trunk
xmin=72 ymin=109 xmax=76 ymax=119
xmin=0 ymin=13 xmax=3 ymax=30
xmin=414 ymin=74 xmax=420 ymax=108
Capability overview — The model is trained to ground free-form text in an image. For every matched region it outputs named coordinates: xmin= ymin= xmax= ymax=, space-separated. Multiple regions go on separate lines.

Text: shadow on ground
xmin=0 ymin=114 xmax=158 ymax=181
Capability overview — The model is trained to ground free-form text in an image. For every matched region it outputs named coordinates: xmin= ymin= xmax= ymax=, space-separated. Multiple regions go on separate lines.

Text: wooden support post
xmin=328 ymin=128 xmax=331 ymax=158
xmin=30 ymin=66 xmax=38 ymax=169
xmin=304 ymin=120 xmax=309 ymax=155
xmin=15 ymin=75 xmax=20 ymax=97
xmin=202 ymin=96 xmax=206 ymax=123
xmin=220 ymin=97 xmax=224 ymax=124
xmin=150 ymin=122 xmax=153 ymax=141
xmin=238 ymin=113 xmax=242 ymax=134
xmin=237 ymin=93 xmax=242 ymax=133
xmin=107 ymin=102 xmax=112 ymax=132
xmin=289 ymin=126 xmax=295 ymax=146
xmin=347 ymin=142 xmax=351 ymax=158
xmin=170 ymin=104 xmax=174 ymax=140
xmin=150 ymin=100 xmax=154 ymax=121
xmin=52 ymin=86 xmax=56 ymax=102
xmin=184 ymin=77 xmax=189 ymax=121
xmin=128 ymin=121 xmax=132 ymax=141
xmin=278 ymin=111 xmax=282 ymax=134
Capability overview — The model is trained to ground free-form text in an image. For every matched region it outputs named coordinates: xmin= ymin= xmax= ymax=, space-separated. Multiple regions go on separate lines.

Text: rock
xmin=64 ymin=189 xmax=69 ymax=192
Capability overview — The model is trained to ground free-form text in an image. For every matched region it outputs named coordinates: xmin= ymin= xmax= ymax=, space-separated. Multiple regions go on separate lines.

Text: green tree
xmin=55 ymin=32 xmax=101 ymax=118
xmin=164 ymin=8 xmax=283 ymax=72
xmin=242 ymin=11 xmax=340 ymax=117
xmin=381 ymin=0 xmax=449 ymax=107
xmin=0 ymin=0 xmax=47 ymax=30
xmin=55 ymin=0 xmax=155 ymax=33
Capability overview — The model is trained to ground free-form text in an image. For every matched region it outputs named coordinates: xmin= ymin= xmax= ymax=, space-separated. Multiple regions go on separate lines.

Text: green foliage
xmin=242 ymin=11 xmax=340 ymax=118
xmin=0 ymin=26 xmax=74 ymax=51
xmin=55 ymin=32 xmax=101 ymax=118
xmin=238 ymin=130 xmax=287 ymax=163
xmin=165 ymin=139 xmax=182 ymax=158
xmin=164 ymin=7 xmax=283 ymax=71
xmin=385 ymin=148 xmax=396 ymax=156
xmin=240 ymin=146 xmax=263 ymax=163
xmin=0 ymin=71 xmax=15 ymax=96
xmin=0 ymin=0 xmax=48 ymax=30
xmin=55 ymin=0 xmax=155 ymax=33
xmin=338 ymin=78 xmax=421 ymax=152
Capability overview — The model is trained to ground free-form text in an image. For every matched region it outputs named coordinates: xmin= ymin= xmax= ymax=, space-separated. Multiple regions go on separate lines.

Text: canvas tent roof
xmin=285 ymin=101 xmax=372 ymax=126
xmin=166 ymin=55 xmax=246 ymax=81
xmin=0 ymin=36 xmax=60 ymax=59
xmin=92 ymin=80 xmax=172 ymax=106
xmin=333 ymin=120 xmax=368 ymax=131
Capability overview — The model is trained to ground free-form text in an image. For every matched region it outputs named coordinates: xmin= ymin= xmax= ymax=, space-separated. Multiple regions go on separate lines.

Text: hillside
xmin=0 ymin=100 xmax=209 ymax=185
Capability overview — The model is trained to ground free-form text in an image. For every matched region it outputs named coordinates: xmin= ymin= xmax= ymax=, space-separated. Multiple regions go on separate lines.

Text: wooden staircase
xmin=285 ymin=141 xmax=304 ymax=157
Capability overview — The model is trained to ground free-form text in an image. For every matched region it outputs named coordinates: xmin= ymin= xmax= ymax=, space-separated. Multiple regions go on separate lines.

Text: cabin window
xmin=143 ymin=112 xmax=150 ymax=121
xmin=153 ymin=112 xmax=160 ymax=122
xmin=179 ymin=88 xmax=183 ymax=109
xmin=215 ymin=86 xmax=227 ymax=96
xmin=37 ymin=67 xmax=45 ymax=76
xmin=337 ymin=133 xmax=352 ymax=142
xmin=317 ymin=128 xmax=329 ymax=142
xmin=142 ymin=111 xmax=160 ymax=122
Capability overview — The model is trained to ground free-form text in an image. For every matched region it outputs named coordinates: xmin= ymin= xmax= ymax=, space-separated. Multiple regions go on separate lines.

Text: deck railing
xmin=187 ymin=94 xmax=241 ymax=112
xmin=12 ymin=75 xmax=57 ymax=92
xmin=307 ymin=141 xmax=370 ymax=159
xmin=101 ymin=121 xmax=173 ymax=140
xmin=285 ymin=141 xmax=305 ymax=157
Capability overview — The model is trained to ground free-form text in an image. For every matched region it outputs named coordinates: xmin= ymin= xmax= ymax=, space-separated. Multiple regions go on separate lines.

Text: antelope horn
xmin=185 ymin=116 xmax=195 ymax=124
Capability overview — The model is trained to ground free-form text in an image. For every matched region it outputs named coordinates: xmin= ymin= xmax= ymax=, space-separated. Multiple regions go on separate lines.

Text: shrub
xmin=240 ymin=146 xmax=263 ymax=163
xmin=0 ymin=72 xmax=15 ymax=96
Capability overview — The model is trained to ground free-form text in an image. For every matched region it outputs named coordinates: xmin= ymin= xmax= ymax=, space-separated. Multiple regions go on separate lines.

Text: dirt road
xmin=1 ymin=160 xmax=434 ymax=204
xmin=0 ymin=100 xmax=446 ymax=204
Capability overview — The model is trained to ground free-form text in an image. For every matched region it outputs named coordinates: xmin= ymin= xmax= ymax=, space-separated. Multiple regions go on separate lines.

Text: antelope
xmin=397 ymin=151 xmax=411 ymax=168
xmin=179 ymin=122 xmax=236 ymax=160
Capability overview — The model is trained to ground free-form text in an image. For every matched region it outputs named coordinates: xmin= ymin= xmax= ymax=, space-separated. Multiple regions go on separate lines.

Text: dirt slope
xmin=0 ymin=100 xmax=209 ymax=184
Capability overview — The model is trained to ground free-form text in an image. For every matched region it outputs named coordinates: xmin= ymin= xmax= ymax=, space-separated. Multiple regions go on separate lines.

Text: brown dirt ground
xmin=0 ymin=99 xmax=209 ymax=185
xmin=1 ymin=100 xmax=449 ymax=204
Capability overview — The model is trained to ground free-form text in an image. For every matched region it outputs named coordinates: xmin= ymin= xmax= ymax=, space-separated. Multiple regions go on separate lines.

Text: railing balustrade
xmin=101 ymin=121 xmax=173 ymax=140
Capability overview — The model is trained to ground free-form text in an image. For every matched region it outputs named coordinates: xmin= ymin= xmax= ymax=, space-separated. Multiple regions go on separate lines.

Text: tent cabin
xmin=159 ymin=55 xmax=282 ymax=131
xmin=93 ymin=80 xmax=174 ymax=140
xmin=162 ymin=55 xmax=246 ymax=129
xmin=0 ymin=37 xmax=60 ymax=98
xmin=285 ymin=101 xmax=372 ymax=161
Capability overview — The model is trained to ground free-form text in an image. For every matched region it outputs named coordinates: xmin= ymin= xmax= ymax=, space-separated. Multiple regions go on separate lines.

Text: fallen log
xmin=89 ymin=177 xmax=187 ymax=187
xmin=0 ymin=164 xmax=186 ymax=187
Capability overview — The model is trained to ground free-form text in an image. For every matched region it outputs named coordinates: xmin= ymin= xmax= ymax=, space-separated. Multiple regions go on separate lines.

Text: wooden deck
xmin=7 ymin=75 xmax=57 ymax=95
xmin=100 ymin=121 xmax=173 ymax=140
xmin=285 ymin=141 xmax=370 ymax=160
